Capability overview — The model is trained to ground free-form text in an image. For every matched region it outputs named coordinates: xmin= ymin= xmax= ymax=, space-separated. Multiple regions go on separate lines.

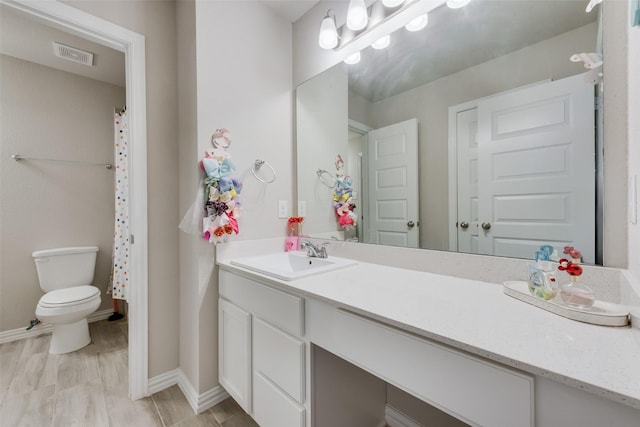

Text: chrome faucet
xmin=300 ymin=241 xmax=329 ymax=258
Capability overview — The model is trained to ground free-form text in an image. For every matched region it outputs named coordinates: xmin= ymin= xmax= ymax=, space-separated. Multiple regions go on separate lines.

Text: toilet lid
xmin=40 ymin=285 xmax=100 ymax=307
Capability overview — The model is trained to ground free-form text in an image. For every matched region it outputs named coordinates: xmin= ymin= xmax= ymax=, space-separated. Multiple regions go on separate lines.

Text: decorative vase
xmin=559 ymin=277 xmax=595 ymax=309
xmin=527 ymin=262 xmax=558 ymax=301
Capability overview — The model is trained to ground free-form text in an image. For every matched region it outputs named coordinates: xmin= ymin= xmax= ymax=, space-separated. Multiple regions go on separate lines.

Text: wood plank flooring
xmin=0 ymin=319 xmax=257 ymax=427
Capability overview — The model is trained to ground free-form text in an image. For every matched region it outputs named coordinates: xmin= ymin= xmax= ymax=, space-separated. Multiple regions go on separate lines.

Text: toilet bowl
xmin=32 ymin=246 xmax=102 ymax=354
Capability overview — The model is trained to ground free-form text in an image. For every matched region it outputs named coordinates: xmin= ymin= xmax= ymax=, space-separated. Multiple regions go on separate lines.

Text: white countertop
xmin=218 ymin=256 xmax=640 ymax=409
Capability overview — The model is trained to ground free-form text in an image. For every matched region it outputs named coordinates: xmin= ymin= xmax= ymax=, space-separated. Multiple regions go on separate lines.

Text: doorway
xmin=0 ymin=0 xmax=148 ymax=399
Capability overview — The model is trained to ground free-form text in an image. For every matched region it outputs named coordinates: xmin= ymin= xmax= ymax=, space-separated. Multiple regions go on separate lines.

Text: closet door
xmin=476 ymin=73 xmax=595 ymax=262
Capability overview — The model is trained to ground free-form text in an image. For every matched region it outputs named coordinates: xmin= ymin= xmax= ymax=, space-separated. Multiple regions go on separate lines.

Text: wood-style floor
xmin=0 ymin=319 xmax=257 ymax=427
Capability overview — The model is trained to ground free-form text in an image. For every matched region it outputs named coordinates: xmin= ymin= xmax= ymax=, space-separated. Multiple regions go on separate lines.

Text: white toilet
xmin=33 ymin=246 xmax=102 ymax=354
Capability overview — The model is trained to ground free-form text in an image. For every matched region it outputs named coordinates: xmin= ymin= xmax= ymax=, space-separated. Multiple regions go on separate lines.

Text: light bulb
xmin=347 ymin=0 xmax=368 ymax=31
xmin=344 ymin=51 xmax=361 ymax=65
xmin=405 ymin=13 xmax=428 ymax=31
xmin=382 ymin=0 xmax=404 ymax=7
xmin=446 ymin=0 xmax=472 ymax=9
xmin=371 ymin=34 xmax=390 ymax=50
xmin=318 ymin=11 xmax=338 ymax=49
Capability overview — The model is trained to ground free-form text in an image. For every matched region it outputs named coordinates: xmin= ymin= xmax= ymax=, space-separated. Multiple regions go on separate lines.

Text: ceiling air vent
xmin=52 ymin=41 xmax=94 ymax=66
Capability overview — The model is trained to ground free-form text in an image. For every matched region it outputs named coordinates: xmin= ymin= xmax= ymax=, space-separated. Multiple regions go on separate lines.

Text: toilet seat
xmin=39 ymin=285 xmax=100 ymax=308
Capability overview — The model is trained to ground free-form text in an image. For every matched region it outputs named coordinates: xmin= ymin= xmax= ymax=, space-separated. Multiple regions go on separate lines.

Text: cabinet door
xmin=219 ymin=298 xmax=252 ymax=413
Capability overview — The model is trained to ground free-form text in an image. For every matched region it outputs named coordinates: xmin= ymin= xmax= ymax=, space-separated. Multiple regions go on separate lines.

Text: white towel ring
xmin=316 ymin=169 xmax=336 ymax=189
xmin=251 ymin=159 xmax=276 ymax=184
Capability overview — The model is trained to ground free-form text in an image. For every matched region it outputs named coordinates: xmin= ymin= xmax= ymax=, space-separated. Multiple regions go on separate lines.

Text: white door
xmin=366 ymin=119 xmax=419 ymax=247
xmin=476 ymin=73 xmax=595 ymax=262
xmin=456 ymin=108 xmax=480 ymax=254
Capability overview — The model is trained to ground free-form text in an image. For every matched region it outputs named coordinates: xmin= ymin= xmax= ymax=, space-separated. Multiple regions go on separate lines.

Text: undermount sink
xmin=230 ymin=251 xmax=357 ymax=281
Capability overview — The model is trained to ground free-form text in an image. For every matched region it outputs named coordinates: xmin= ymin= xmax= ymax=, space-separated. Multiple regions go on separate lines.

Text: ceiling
xmin=0 ymin=5 xmax=126 ymax=87
xmin=0 ymin=1 xmax=320 ymax=87
xmin=261 ymin=0 xmax=320 ymax=23
xmin=348 ymin=0 xmax=598 ymax=102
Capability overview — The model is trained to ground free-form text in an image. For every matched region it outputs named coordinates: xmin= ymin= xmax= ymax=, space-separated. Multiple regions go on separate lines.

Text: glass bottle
xmin=528 ymin=261 xmax=558 ymax=300
xmin=559 ymin=277 xmax=595 ymax=309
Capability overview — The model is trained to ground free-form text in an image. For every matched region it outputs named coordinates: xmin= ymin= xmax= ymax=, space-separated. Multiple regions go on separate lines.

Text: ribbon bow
xmin=203 ymin=158 xmax=235 ymax=191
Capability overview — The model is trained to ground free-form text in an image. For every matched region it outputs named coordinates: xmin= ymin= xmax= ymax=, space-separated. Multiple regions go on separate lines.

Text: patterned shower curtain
xmin=112 ymin=107 xmax=129 ymax=301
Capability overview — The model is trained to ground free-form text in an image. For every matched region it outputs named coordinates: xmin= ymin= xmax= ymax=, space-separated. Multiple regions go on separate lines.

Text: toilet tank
xmin=32 ymin=246 xmax=99 ymax=292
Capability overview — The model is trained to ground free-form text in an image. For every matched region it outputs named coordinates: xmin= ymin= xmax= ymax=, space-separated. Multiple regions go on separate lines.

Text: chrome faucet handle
xmin=300 ymin=240 xmax=319 ymax=257
xmin=318 ymin=242 xmax=329 ymax=258
xmin=300 ymin=240 xmax=329 ymax=258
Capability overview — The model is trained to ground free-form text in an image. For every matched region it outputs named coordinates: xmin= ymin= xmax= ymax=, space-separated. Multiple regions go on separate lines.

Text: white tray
xmin=503 ymin=281 xmax=630 ymax=327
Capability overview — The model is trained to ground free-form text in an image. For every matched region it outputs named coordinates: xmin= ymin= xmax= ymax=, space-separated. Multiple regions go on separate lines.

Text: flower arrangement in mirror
xmin=201 ymin=129 xmax=243 ymax=244
xmin=332 ymin=154 xmax=357 ymax=230
xmin=557 ymin=246 xmax=595 ymax=309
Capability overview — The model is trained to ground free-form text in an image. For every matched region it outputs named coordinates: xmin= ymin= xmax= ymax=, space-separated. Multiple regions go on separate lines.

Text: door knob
xmin=481 ymin=222 xmax=491 ymax=231
xmin=459 ymin=221 xmax=469 ymax=229
xmin=407 ymin=221 xmax=416 ymax=228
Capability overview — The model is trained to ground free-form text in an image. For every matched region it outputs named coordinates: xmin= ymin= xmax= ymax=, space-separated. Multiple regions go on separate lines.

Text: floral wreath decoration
xmin=201 ymin=129 xmax=243 ymax=244
xmin=332 ymin=154 xmax=357 ymax=229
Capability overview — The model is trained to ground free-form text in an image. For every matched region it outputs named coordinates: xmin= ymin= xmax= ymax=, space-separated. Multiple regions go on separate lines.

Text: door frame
xmin=2 ymin=0 xmax=149 ymax=399
xmin=447 ymin=100 xmax=478 ymax=252
xmin=348 ymin=119 xmax=372 ymax=243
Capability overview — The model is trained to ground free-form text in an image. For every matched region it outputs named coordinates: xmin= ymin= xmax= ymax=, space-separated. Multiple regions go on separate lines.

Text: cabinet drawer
xmin=333 ymin=309 xmax=534 ymax=427
xmin=253 ymin=371 xmax=305 ymax=427
xmin=220 ymin=270 xmax=304 ymax=336
xmin=253 ymin=317 xmax=305 ymax=404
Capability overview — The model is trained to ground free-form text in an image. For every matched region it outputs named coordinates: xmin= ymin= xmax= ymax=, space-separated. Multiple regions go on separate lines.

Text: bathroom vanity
xmin=217 ymin=252 xmax=640 ymax=427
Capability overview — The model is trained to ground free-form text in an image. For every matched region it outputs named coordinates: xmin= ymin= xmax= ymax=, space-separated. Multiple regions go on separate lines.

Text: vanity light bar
xmin=335 ymin=0 xmax=446 ymax=60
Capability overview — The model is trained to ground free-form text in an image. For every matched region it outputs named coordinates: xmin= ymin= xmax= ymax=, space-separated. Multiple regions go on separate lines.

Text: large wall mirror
xmin=296 ymin=0 xmax=605 ymax=265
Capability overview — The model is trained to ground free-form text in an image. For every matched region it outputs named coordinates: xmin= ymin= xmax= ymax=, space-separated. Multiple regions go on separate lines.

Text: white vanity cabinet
xmin=219 ymin=262 xmax=640 ymax=427
xmin=219 ymin=270 xmax=306 ymax=427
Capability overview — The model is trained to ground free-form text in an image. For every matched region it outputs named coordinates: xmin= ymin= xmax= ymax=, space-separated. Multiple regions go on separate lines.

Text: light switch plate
xmin=278 ymin=200 xmax=289 ymax=218
xmin=298 ymin=201 xmax=306 ymax=217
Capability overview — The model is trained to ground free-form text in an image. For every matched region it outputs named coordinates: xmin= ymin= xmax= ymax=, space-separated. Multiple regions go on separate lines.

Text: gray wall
xmin=297 ymin=63 xmax=349 ymax=236
xmin=63 ymin=0 xmax=180 ymax=378
xmin=0 ymin=54 xmax=125 ymax=332
xmin=177 ymin=0 xmax=200 ymax=393
xmin=178 ymin=0 xmax=294 ymax=393
xmin=628 ymin=3 xmax=640 ymax=279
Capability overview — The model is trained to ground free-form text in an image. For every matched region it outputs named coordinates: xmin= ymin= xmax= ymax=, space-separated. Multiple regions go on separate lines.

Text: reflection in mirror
xmin=296 ymin=0 xmax=603 ymax=264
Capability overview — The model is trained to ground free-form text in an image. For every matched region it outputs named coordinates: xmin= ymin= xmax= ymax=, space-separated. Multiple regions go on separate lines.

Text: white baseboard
xmin=0 ymin=308 xmax=113 ymax=344
xmin=176 ymin=369 xmax=230 ymax=414
xmin=148 ymin=368 xmax=179 ymax=395
xmin=386 ymin=404 xmax=423 ymax=427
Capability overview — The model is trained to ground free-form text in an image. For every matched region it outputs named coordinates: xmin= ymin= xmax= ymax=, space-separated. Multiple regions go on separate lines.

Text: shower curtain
xmin=111 ymin=107 xmax=129 ymax=301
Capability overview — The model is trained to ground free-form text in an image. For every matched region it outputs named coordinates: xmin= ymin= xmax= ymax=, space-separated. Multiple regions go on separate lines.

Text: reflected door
xmin=476 ymin=73 xmax=595 ymax=262
xmin=456 ymin=108 xmax=480 ymax=254
xmin=366 ymin=118 xmax=419 ymax=248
